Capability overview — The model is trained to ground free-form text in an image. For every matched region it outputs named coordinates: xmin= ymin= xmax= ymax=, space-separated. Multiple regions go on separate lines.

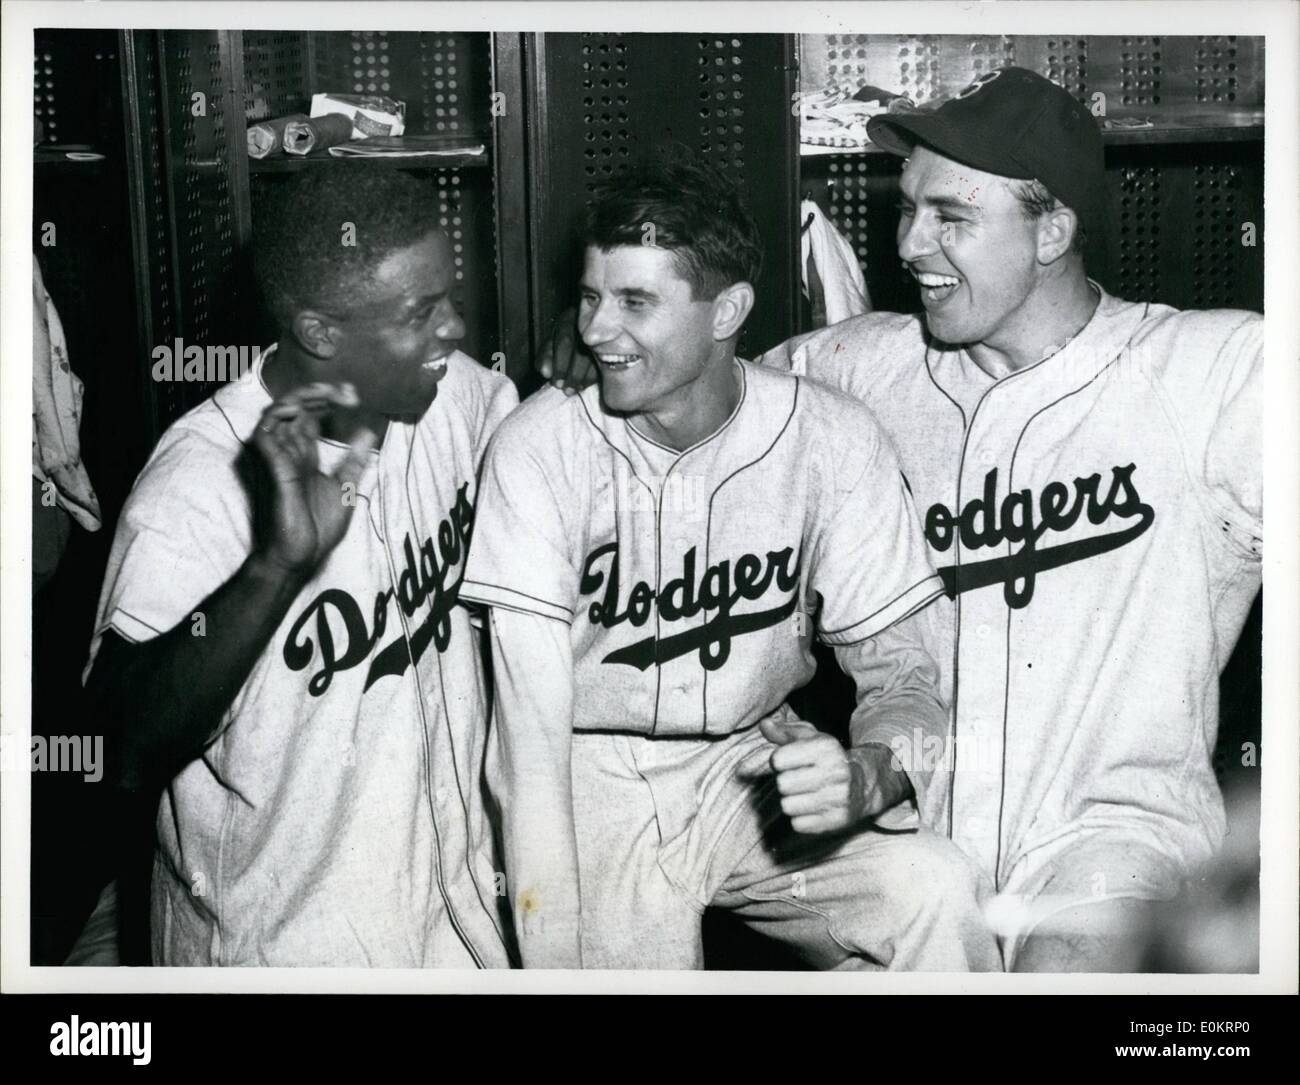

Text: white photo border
xmin=3 ymin=0 xmax=1296 ymax=996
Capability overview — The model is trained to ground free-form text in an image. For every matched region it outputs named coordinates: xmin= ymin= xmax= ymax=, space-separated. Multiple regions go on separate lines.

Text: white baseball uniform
xmin=85 ymin=346 xmax=517 ymax=967
xmin=461 ymin=360 xmax=1001 ymax=970
xmin=758 ymin=282 xmax=1262 ymax=958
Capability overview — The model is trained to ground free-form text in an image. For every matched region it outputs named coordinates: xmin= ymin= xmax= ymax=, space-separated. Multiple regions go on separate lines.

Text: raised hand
xmin=249 ymin=382 xmax=377 ymax=577
xmin=536 ymin=307 xmax=598 ymax=395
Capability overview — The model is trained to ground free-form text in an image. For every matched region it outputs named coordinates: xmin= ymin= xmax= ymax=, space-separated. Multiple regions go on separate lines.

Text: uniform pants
xmin=64 ymin=880 xmax=121 ymax=966
xmin=570 ymin=722 xmax=1000 ymax=970
xmin=987 ymin=825 xmax=1188 ymax=969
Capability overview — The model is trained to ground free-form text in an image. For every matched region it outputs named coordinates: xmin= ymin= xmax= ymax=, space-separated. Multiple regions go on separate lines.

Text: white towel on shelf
xmin=800 ymin=199 xmax=871 ymax=327
xmin=32 ymin=255 xmax=101 ymax=533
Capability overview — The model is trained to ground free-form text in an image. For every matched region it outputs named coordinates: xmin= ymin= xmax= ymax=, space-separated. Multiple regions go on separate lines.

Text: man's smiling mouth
xmin=596 ymin=352 xmax=642 ymax=371
xmin=911 ymin=269 xmax=962 ymax=305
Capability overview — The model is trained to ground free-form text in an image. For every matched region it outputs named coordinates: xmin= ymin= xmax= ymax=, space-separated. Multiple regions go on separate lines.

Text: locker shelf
xmin=35 ymin=147 xmax=109 ymax=175
xmin=800 ymin=110 xmax=1264 ymax=157
xmin=248 ymin=143 xmax=489 ymax=172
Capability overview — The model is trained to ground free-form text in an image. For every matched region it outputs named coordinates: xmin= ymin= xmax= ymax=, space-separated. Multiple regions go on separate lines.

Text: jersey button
xmin=434 ymin=787 xmax=448 ymax=804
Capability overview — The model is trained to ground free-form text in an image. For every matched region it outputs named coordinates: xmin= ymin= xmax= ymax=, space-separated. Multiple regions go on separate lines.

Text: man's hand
xmin=250 ymin=382 xmax=377 ymax=576
xmin=535 ymin=307 xmax=597 ymax=395
xmin=759 ymin=717 xmax=913 ymax=834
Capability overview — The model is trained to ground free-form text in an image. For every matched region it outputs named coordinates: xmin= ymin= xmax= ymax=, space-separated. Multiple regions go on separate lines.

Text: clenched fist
xmin=758 ymin=717 xmax=912 ymax=835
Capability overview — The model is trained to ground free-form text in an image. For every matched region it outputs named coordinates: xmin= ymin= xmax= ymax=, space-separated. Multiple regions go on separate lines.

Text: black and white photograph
xmin=2 ymin=0 xmax=1297 ymax=1041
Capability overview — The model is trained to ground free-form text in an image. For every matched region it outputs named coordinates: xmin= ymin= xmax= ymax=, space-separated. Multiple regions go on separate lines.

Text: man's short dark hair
xmin=581 ymin=157 xmax=763 ymax=301
xmin=1008 ymin=177 xmax=1088 ymax=254
xmin=252 ymin=164 xmax=444 ymax=328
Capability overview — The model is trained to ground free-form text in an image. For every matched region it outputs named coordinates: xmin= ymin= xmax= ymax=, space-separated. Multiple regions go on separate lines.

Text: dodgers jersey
xmin=461 ymin=360 xmax=943 ymax=738
xmin=86 ymin=347 xmax=517 ymax=966
xmin=758 ymin=283 xmax=1262 ymax=888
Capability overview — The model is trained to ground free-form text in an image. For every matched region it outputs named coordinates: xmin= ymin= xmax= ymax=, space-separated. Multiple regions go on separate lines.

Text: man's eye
xmin=895 ymin=202 xmax=914 ymax=216
xmin=622 ymin=297 xmax=645 ymax=311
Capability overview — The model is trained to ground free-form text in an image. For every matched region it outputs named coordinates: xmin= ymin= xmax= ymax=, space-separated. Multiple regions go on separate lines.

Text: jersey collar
xmin=577 ymin=359 xmax=799 ymax=491
xmin=924 ymin=280 xmax=1152 ymax=420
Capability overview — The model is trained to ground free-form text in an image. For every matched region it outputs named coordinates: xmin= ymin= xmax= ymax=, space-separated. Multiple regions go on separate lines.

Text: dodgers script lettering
xmin=283 ymin=483 xmax=475 ymax=694
xmin=925 ymin=464 xmax=1155 ymax=607
xmin=580 ymin=543 xmax=801 ymax=671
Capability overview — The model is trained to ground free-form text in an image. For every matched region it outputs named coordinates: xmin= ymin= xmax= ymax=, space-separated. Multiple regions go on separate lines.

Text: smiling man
xmin=83 ymin=166 xmax=516 ymax=966
xmin=461 ymin=160 xmax=998 ymax=970
xmin=759 ymin=67 xmax=1263 ymax=971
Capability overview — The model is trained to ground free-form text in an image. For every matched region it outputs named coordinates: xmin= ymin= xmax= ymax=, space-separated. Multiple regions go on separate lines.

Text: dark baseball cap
xmin=866 ymin=67 xmax=1106 ymax=236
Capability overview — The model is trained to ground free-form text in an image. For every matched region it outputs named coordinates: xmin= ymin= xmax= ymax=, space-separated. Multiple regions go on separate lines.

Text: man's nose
xmin=435 ymin=304 xmax=466 ymax=343
xmin=897 ymin=210 xmax=938 ymax=264
xmin=580 ymin=297 xmax=618 ymax=347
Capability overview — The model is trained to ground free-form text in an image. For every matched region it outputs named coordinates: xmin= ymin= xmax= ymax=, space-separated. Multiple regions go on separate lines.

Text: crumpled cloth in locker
xmin=800 ymin=199 xmax=871 ymax=327
xmin=32 ymin=254 xmax=101 ymax=533
xmin=798 ymin=86 xmax=916 ymax=152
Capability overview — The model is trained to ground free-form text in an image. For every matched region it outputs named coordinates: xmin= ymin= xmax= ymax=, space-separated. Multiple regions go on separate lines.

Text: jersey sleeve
xmin=810 ymin=421 xmax=944 ymax=646
xmin=831 ymin=611 xmax=948 ymax=814
xmin=754 ymin=322 xmax=851 ymax=389
xmin=1198 ymin=315 xmax=1262 ymax=559
xmin=476 ymin=369 xmax=521 ymax=465
xmin=485 ymin=606 xmax=583 ymax=966
xmin=462 ymin=422 xmax=579 ymax=624
xmin=84 ymin=431 xmax=252 ymax=682
xmin=754 ymin=314 xmax=908 ymax=404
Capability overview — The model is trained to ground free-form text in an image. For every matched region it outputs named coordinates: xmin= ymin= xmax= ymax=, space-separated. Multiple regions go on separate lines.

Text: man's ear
xmin=1036 ymin=205 xmax=1079 ymax=266
xmin=289 ymin=310 xmax=342 ymax=359
xmin=712 ymin=281 xmax=755 ymax=342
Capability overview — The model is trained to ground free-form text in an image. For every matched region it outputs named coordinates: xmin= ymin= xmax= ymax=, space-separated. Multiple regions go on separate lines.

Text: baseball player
xmin=83 ymin=166 xmax=516 ymax=966
xmin=755 ymin=68 xmax=1263 ymax=970
xmin=462 ymin=160 xmax=999 ymax=970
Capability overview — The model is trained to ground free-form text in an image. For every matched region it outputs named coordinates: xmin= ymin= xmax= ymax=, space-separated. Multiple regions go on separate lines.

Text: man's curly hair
xmin=581 ymin=156 xmax=763 ymax=301
xmin=252 ymin=164 xmax=444 ymax=329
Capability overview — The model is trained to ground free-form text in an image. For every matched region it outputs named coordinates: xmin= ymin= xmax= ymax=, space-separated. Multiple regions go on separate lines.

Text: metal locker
xmin=797 ymin=33 xmax=1264 ymax=321
xmin=120 ymin=28 xmax=251 ymax=438
xmin=125 ymin=29 xmax=514 ymax=434
xmin=523 ymin=32 xmax=800 ymax=364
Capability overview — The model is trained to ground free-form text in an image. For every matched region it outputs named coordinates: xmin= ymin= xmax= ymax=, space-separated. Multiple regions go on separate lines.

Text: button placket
xmin=949 ymin=406 xmax=1013 ymax=878
xmin=655 ymin=457 xmax=710 ymax=725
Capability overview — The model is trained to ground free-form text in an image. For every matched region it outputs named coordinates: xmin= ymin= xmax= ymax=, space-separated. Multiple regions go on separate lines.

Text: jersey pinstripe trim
xmin=989 ymin=338 xmax=1137 ymax=886
xmin=459 ymin=579 xmax=574 ymax=623
xmin=817 ymin=573 xmax=946 ymax=646
xmin=101 ymin=608 xmax=164 ymax=644
xmin=699 ymin=370 xmax=796 ymax=733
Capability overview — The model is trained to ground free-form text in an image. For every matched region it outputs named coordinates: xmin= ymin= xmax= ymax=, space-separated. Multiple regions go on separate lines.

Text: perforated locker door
xmin=797 ymin=34 xmax=1263 ymax=320
xmin=121 ymin=29 xmax=252 ymax=437
xmin=525 ymin=33 xmax=799 ymax=363
xmin=803 ymin=33 xmax=1263 ymax=116
xmin=35 ymin=30 xmax=130 ymax=368
xmin=241 ymin=30 xmax=312 ymax=122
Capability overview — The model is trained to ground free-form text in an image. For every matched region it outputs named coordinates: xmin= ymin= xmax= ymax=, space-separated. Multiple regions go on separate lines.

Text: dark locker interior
xmin=31 ymin=29 xmax=1264 ymax=967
